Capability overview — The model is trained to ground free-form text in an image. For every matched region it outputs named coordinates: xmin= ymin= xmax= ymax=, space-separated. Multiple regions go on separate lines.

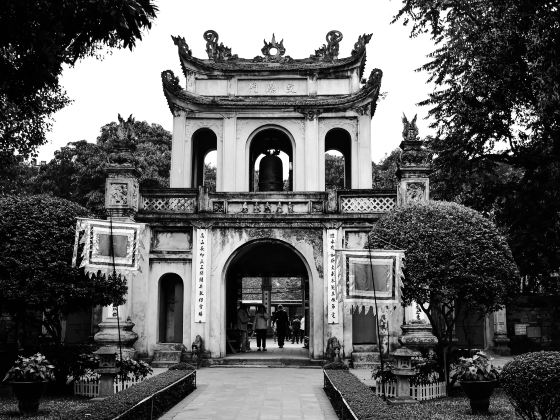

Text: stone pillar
xmin=105 ymin=165 xmax=140 ymax=222
xmin=304 ymin=112 xmax=320 ymax=191
xmin=357 ymin=112 xmax=373 ymax=189
xmin=492 ymin=307 xmax=511 ymax=355
xmin=94 ymin=315 xmax=138 ymax=360
xmin=170 ymin=111 xmax=187 ymax=188
xmin=222 ymin=115 xmax=237 ymax=191
xmin=396 ymin=114 xmax=431 ymax=206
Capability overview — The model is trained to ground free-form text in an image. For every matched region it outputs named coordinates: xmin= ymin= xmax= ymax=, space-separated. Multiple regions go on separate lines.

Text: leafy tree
xmin=0 ymin=0 xmax=158 ymax=159
xmin=372 ymin=148 xmax=400 ymax=190
xmin=31 ymin=119 xmax=171 ymax=214
xmin=0 ymin=195 xmax=127 ymax=345
xmin=367 ymin=201 xmax=519 ymax=354
xmin=394 ymin=0 xmax=560 ymax=284
xmin=325 ymin=154 xmax=345 ymax=190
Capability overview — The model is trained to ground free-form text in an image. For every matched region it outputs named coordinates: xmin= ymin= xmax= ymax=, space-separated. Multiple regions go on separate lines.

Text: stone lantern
xmin=93 ymin=346 xmax=119 ymax=399
xmin=391 ymin=346 xmax=421 ymax=404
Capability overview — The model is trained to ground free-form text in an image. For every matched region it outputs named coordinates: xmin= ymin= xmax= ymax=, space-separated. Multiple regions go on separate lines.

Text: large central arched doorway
xmin=224 ymin=240 xmax=309 ymax=355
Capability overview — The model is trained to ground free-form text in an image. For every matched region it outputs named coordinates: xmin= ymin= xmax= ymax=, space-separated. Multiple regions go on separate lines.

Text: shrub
xmin=451 ymin=351 xmax=500 ymax=382
xmin=168 ymin=362 xmax=196 ymax=371
xmin=117 ymin=358 xmax=152 ymax=380
xmin=323 ymin=360 xmax=348 ymax=370
xmin=501 ymin=351 xmax=560 ymax=420
xmin=60 ymin=369 xmax=196 ymax=420
xmin=2 ymin=353 xmax=55 ymax=382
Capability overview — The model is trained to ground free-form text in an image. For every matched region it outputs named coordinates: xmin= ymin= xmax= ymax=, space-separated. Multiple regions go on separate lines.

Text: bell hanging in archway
xmin=258 ymin=150 xmax=283 ymax=191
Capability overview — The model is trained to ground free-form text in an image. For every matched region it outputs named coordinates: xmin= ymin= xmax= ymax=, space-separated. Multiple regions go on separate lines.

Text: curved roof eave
xmin=161 ymin=69 xmax=383 ymax=117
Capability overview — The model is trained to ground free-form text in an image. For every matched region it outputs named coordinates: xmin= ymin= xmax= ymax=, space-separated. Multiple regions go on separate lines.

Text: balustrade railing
xmin=138 ymin=188 xmax=397 ymax=215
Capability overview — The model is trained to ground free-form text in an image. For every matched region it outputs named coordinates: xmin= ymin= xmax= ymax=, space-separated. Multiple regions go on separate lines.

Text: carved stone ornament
xmin=109 ymin=183 xmax=128 ymax=206
xmin=161 ymin=70 xmax=181 ymax=92
xmin=106 ymin=114 xmax=137 ymax=165
xmin=298 ymin=109 xmax=322 ymax=121
xmin=351 ymin=33 xmax=373 ymax=56
xmin=212 ymin=201 xmax=225 ymax=213
xmin=402 ymin=113 xmax=419 ymax=142
xmin=310 ymin=30 xmax=343 ymax=61
xmin=254 ymin=34 xmax=293 ymax=63
xmin=398 ymin=113 xmax=431 ymax=167
xmin=203 ymin=30 xmax=237 ymax=62
xmin=406 ymin=182 xmax=426 ymax=202
xmin=171 ymin=35 xmax=192 ymax=57
xmin=354 ymin=103 xmax=370 ymax=116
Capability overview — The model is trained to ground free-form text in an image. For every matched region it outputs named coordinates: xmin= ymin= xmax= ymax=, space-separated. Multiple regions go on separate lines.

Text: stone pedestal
xmin=94 ymin=318 xmax=138 ymax=360
xmin=399 ymin=322 xmax=438 ymax=352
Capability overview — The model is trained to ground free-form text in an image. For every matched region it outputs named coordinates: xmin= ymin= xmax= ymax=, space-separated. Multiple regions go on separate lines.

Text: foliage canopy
xmin=0 ymin=195 xmax=127 ymax=343
xmin=394 ymin=0 xmax=560 ymax=285
xmin=0 ymin=0 xmax=157 ymax=159
xmin=368 ymin=201 xmax=519 ymax=346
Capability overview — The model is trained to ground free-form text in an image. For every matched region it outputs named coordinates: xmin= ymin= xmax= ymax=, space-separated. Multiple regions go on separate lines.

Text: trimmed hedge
xmin=501 ymin=351 xmax=560 ymax=420
xmin=60 ymin=369 xmax=196 ymax=420
xmin=324 ymin=370 xmax=397 ymax=419
xmin=323 ymin=369 xmax=518 ymax=420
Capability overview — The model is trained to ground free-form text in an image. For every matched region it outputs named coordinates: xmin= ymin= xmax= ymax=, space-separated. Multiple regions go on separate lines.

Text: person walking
xmin=291 ymin=316 xmax=301 ymax=344
xmin=253 ymin=305 xmax=269 ymax=352
xmin=273 ymin=304 xmax=289 ymax=348
xmin=300 ymin=316 xmax=306 ymax=348
xmin=236 ymin=303 xmax=250 ymax=352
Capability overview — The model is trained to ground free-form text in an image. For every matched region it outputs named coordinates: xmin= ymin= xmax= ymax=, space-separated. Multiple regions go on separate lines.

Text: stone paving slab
xmin=160 ymin=367 xmax=337 ymax=420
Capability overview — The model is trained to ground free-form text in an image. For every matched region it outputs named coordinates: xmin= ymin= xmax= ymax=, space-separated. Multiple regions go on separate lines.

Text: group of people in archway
xmin=236 ymin=303 xmax=305 ymax=352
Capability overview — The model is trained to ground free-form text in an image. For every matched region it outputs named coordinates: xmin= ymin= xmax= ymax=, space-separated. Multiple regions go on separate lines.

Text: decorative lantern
xmin=94 ymin=346 xmax=119 ymax=398
xmin=390 ymin=346 xmax=421 ymax=404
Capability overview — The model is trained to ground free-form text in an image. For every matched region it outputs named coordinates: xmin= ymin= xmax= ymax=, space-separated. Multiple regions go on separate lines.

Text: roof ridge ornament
xmin=310 ymin=30 xmax=343 ymax=62
xmin=254 ymin=34 xmax=293 ymax=63
xmin=203 ymin=30 xmax=237 ymax=62
xmin=171 ymin=35 xmax=192 ymax=57
xmin=351 ymin=33 xmax=373 ymax=56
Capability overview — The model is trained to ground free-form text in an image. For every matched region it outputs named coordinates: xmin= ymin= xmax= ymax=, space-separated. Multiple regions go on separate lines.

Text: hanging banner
xmin=194 ymin=228 xmax=208 ymax=323
xmin=326 ymin=229 xmax=339 ymax=323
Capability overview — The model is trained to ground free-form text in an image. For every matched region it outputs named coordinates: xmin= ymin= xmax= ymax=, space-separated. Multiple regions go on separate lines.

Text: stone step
xmin=154 ymin=343 xmax=185 ymax=352
xmin=151 ymin=360 xmax=182 ymax=368
xmin=152 ymin=350 xmax=182 ymax=362
xmin=351 ymin=352 xmax=379 ymax=363
xmin=207 ymin=358 xmax=324 ymax=368
xmin=353 ymin=344 xmax=377 ymax=352
xmin=352 ymin=361 xmax=379 ymax=369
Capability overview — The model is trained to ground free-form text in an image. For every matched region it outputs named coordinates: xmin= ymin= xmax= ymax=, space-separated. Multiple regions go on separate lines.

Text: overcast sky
xmin=37 ymin=0 xmax=436 ymax=164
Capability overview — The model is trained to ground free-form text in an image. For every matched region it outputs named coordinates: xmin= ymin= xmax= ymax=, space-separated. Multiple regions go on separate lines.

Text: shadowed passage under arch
xmin=224 ymin=240 xmax=309 ymax=354
xmin=159 ymin=273 xmax=184 ymax=343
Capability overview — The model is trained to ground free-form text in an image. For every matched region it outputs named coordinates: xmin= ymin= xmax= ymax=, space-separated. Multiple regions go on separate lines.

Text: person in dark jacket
xmin=273 ymin=304 xmax=289 ymax=348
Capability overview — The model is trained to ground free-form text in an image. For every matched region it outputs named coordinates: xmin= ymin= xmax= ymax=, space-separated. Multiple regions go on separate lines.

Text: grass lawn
xmin=402 ymin=388 xmax=519 ymax=420
xmin=0 ymin=394 xmax=93 ymax=419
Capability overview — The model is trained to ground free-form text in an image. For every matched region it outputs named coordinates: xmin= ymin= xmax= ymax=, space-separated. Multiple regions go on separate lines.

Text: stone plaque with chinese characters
xmin=326 ymin=229 xmax=339 ymax=324
xmin=193 ymin=228 xmax=209 ymax=323
xmin=237 ymin=79 xmax=307 ymax=96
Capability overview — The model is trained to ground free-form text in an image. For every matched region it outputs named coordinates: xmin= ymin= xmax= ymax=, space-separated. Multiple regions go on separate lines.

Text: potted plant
xmin=3 ymin=353 xmax=55 ymax=416
xmin=451 ymin=351 xmax=500 ymax=414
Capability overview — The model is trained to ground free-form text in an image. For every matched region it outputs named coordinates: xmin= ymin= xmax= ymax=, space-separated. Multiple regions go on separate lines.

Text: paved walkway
xmin=160 ymin=367 xmax=337 ymax=420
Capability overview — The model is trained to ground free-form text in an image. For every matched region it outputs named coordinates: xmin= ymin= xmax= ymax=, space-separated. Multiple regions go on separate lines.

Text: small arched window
xmin=325 ymin=128 xmax=351 ymax=189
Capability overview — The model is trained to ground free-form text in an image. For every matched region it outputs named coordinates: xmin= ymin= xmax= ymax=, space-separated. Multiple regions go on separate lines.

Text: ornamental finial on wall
xmin=401 ymin=113 xmax=419 ymax=142
xmin=351 ymin=33 xmax=372 ymax=56
xmin=171 ymin=35 xmax=192 ymax=57
xmin=399 ymin=113 xmax=431 ymax=167
xmin=310 ymin=30 xmax=343 ymax=61
xmin=254 ymin=34 xmax=293 ymax=63
xmin=203 ymin=30 xmax=237 ymax=62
